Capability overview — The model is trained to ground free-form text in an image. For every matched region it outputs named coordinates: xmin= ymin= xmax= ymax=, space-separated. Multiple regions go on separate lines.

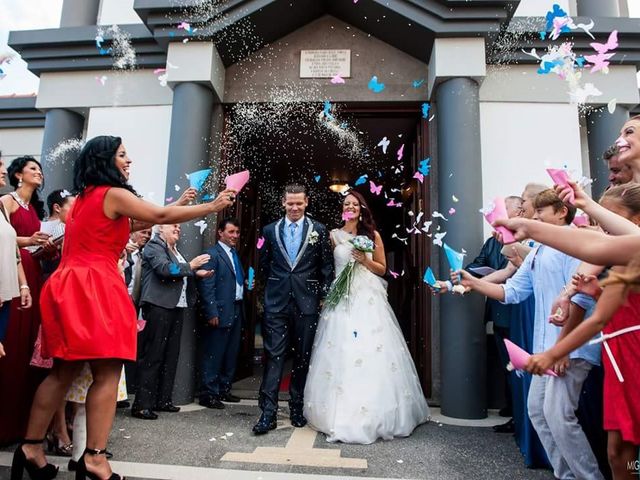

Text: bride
xmin=304 ymin=190 xmax=430 ymax=444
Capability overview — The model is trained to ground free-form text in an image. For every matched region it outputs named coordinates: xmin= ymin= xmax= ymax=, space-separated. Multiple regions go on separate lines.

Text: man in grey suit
xmin=132 ymin=224 xmax=212 ymax=420
xmin=197 ymin=218 xmax=246 ymax=409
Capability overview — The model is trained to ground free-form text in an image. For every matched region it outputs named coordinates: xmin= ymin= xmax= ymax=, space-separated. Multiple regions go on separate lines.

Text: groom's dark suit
xmin=258 ymin=216 xmax=333 ymax=417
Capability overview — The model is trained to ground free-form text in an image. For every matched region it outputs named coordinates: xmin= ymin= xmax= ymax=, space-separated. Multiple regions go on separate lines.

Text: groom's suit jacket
xmin=259 ymin=216 xmax=334 ymax=315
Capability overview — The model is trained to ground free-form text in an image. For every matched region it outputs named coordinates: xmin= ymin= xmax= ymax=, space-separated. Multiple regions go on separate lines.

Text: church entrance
xmin=217 ymin=102 xmax=433 ymax=398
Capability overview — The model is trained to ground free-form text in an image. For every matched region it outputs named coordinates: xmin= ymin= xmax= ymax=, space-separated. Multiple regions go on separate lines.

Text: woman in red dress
xmin=12 ymin=136 xmax=236 ymax=480
xmin=0 ymin=157 xmax=52 ymax=446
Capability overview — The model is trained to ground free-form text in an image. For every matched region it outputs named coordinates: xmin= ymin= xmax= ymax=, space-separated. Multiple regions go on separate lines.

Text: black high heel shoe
xmin=76 ymin=448 xmax=124 ymax=480
xmin=10 ymin=438 xmax=59 ymax=480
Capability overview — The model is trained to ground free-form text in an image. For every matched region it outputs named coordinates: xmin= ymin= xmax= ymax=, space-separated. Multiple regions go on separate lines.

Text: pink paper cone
xmin=137 ymin=319 xmax=147 ymax=332
xmin=504 ymin=339 xmax=557 ymax=377
xmin=572 ymin=214 xmax=589 ymax=227
xmin=225 ymin=170 xmax=250 ymax=192
xmin=546 ymin=168 xmax=575 ymax=204
xmin=483 ymin=197 xmax=516 ymax=244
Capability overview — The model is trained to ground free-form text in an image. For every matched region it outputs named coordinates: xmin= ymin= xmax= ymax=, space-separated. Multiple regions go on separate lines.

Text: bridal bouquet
xmin=325 ymin=235 xmax=375 ymax=309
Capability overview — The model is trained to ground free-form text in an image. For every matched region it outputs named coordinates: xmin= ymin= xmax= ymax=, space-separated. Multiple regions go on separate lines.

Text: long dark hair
xmin=344 ymin=190 xmax=377 ymax=242
xmin=7 ymin=156 xmax=46 ymax=220
xmin=73 ymin=135 xmax=137 ymax=195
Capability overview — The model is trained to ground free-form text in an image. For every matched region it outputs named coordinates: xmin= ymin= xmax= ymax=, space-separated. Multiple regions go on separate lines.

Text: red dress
xmin=0 ymin=202 xmax=46 ymax=445
xmin=602 ymin=291 xmax=640 ymax=445
xmin=40 ymin=186 xmax=137 ymax=360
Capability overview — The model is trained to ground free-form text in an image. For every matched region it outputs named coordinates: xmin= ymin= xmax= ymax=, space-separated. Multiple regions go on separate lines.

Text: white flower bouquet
xmin=325 ymin=235 xmax=375 ymax=309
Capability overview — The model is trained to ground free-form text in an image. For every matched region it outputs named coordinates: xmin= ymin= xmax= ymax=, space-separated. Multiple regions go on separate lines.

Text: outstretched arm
xmin=526 ymin=279 xmax=626 ymax=375
xmin=456 ymin=270 xmax=506 ymax=301
xmin=494 ymin=217 xmax=640 ymax=266
xmin=556 ymin=182 xmax=640 ymax=236
xmin=105 ymin=187 xmax=235 ymax=225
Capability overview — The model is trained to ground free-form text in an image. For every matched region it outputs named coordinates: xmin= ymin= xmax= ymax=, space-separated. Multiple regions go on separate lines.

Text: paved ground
xmin=0 ymin=399 xmax=554 ymax=480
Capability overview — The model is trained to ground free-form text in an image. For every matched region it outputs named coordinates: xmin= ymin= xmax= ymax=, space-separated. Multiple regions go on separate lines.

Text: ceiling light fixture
xmin=329 ymin=182 xmax=350 ymax=194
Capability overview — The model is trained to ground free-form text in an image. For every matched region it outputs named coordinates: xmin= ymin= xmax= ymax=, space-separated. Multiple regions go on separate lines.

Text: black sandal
xmin=75 ymin=448 xmax=124 ymax=480
xmin=10 ymin=438 xmax=59 ymax=480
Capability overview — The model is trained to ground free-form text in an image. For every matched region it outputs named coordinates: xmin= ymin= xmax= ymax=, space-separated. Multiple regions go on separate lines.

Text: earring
xmin=359 ymin=215 xmax=362 ymax=221
xmin=17 ymin=179 xmax=23 ymax=188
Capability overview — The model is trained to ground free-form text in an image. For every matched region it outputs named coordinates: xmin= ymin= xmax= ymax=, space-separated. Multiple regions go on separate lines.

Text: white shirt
xmin=172 ymin=248 xmax=189 ymax=308
xmin=219 ymin=241 xmax=244 ymax=301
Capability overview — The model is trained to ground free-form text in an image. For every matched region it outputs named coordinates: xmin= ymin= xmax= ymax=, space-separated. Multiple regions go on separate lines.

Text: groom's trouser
xmin=259 ymin=299 xmax=319 ymax=417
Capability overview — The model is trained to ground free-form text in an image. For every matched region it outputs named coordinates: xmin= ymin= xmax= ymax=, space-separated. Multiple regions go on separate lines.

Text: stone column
xmin=576 ymin=0 xmax=620 ymax=17
xmin=586 ymin=106 xmax=629 ymax=199
xmin=435 ymin=77 xmax=487 ymax=419
xmin=165 ymin=82 xmax=215 ymax=404
xmin=40 ymin=108 xmax=84 ymax=195
xmin=60 ymin=0 xmax=100 ymax=27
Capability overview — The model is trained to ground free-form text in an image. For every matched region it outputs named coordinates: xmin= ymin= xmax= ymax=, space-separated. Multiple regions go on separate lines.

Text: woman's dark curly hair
xmin=7 ymin=156 xmax=46 ymax=220
xmin=343 ymin=190 xmax=377 ymax=242
xmin=73 ymin=135 xmax=137 ymax=196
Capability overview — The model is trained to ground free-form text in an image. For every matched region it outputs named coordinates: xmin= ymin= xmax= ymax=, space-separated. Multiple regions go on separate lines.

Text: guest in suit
xmin=253 ymin=184 xmax=334 ymax=434
xmin=197 ymin=217 xmax=246 ymax=409
xmin=131 ymin=224 xmax=213 ymax=419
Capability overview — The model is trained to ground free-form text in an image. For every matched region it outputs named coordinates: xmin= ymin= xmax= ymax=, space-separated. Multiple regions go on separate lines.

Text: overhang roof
xmin=9 ymin=0 xmax=519 ymax=74
xmin=135 ymin=0 xmax=519 ymax=65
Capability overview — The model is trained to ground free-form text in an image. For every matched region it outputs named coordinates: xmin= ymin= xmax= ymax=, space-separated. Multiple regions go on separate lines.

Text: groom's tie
xmin=287 ymin=222 xmax=298 ymax=263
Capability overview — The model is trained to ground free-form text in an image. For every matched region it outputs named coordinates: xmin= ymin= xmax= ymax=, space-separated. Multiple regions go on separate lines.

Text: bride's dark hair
xmin=344 ymin=190 xmax=377 ymax=242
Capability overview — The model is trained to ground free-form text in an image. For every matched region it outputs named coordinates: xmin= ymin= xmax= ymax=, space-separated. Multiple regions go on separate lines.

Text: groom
xmin=253 ymin=184 xmax=334 ymax=434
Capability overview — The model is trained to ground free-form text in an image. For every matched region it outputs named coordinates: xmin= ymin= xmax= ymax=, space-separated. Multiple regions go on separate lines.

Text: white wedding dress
xmin=304 ymin=229 xmax=430 ymax=444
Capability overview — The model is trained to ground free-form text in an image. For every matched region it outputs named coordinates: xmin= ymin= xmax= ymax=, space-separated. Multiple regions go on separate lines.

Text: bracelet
xmin=20 ymin=285 xmax=30 ymax=290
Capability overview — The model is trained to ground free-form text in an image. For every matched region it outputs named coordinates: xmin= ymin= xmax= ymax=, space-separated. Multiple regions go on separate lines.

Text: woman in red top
xmin=0 ymin=156 xmax=50 ymax=446
xmin=12 ymin=136 xmax=236 ymax=480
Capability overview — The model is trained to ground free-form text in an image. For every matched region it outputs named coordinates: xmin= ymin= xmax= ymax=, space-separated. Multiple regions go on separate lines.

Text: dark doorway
xmin=218 ymin=102 xmax=432 ymax=397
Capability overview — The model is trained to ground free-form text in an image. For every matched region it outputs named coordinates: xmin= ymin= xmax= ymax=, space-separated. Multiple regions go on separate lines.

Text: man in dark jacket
xmin=197 ymin=218 xmax=246 ymax=409
xmin=131 ymin=224 xmax=212 ymax=420
xmin=253 ymin=184 xmax=334 ymax=434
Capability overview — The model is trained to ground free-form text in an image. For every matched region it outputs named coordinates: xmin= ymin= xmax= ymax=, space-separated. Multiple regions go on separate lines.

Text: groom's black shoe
xmin=252 ymin=413 xmax=277 ymax=435
xmin=290 ymin=409 xmax=307 ymax=428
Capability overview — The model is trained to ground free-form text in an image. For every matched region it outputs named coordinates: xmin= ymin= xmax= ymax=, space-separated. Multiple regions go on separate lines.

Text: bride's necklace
xmin=10 ymin=191 xmax=30 ymax=210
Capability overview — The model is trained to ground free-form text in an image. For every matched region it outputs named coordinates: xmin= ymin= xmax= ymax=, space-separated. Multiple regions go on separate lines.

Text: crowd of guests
xmin=0 ymin=137 xmax=236 ymax=479
xmin=2 ymin=115 xmax=640 ymax=479
xmin=433 ymin=115 xmax=640 ymax=479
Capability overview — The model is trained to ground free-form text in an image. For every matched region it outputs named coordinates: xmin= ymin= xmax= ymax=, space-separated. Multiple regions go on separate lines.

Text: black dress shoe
xmin=253 ymin=414 xmax=277 ymax=435
xmin=156 ymin=403 xmax=181 ymax=412
xmin=220 ymin=393 xmax=241 ymax=403
xmin=498 ymin=406 xmax=513 ymax=417
xmin=199 ymin=398 xmax=225 ymax=409
xmin=116 ymin=400 xmax=130 ymax=409
xmin=290 ymin=410 xmax=307 ymax=428
xmin=131 ymin=408 xmax=158 ymax=420
xmin=493 ymin=418 xmax=515 ymax=433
